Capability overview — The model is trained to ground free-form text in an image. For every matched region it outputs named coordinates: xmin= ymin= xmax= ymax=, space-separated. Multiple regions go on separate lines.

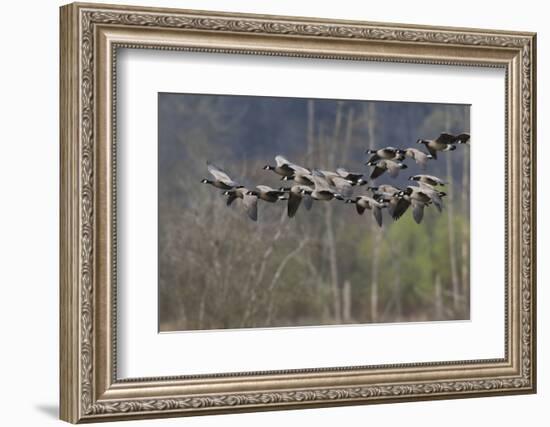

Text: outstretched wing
xmin=226 ymin=192 xmax=238 ymax=206
xmin=337 ymin=167 xmax=364 ymax=182
xmin=412 ymin=201 xmax=425 ymax=224
xmin=242 ymin=194 xmax=258 ymax=221
xmin=256 ymin=185 xmax=281 ymax=196
xmin=424 ymin=175 xmax=446 ymax=185
xmin=392 ymin=198 xmax=410 ymax=220
xmin=418 ymin=181 xmax=436 ymax=191
xmin=386 ymin=160 xmax=402 ymax=178
xmin=367 ymin=153 xmax=380 ymax=164
xmin=288 ymin=163 xmax=311 ymax=175
xmin=421 ymin=186 xmax=443 ymax=212
xmin=336 ymin=167 xmax=350 ymax=178
xmin=275 ymin=155 xmax=291 ymax=166
xmin=372 ymin=206 xmax=383 ymax=227
xmin=207 ymin=161 xmax=237 ymax=186
xmin=287 ymin=191 xmax=302 ymax=218
xmin=275 ymin=155 xmax=309 ymax=174
xmin=456 ymin=133 xmax=470 ymax=144
xmin=303 ymin=194 xmax=313 ymax=210
xmin=369 ymin=163 xmax=386 ymax=180
xmin=435 ymin=132 xmax=457 ymax=144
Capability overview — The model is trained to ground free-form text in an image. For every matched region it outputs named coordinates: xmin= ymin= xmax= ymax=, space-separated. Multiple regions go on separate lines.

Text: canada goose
xmin=415 ymin=182 xmax=446 ymax=212
xmin=403 ymin=148 xmax=433 ymax=169
xmin=222 ymin=187 xmax=258 ymax=221
xmin=308 ymin=170 xmax=345 ymax=201
xmin=280 ymin=185 xmax=313 ymax=217
xmin=373 ymin=189 xmax=402 ymax=217
xmin=201 ymin=161 xmax=239 ymax=190
xmin=263 ymin=155 xmax=308 ymax=179
xmin=367 ymin=159 xmax=408 ymax=179
xmin=416 ymin=133 xmax=461 ymax=159
xmin=365 ymin=147 xmax=404 ymax=164
xmin=408 ymin=174 xmax=446 ymax=187
xmin=281 ymin=167 xmax=314 ymax=186
xmin=317 ymin=169 xmax=353 ymax=197
xmin=336 ymin=168 xmax=368 ymax=186
xmin=246 ymin=185 xmax=286 ymax=203
xmin=395 ymin=186 xmax=433 ymax=223
xmin=345 ymin=196 xmax=386 ymax=227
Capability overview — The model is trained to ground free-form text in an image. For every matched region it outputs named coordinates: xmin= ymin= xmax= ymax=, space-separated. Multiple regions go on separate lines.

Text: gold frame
xmin=60 ymin=2 xmax=537 ymax=423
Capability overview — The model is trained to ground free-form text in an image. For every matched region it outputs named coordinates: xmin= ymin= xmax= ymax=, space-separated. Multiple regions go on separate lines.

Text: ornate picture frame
xmin=60 ymin=2 xmax=536 ymax=423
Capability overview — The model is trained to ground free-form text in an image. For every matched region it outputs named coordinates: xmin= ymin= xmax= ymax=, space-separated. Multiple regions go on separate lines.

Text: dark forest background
xmin=158 ymin=93 xmax=470 ymax=331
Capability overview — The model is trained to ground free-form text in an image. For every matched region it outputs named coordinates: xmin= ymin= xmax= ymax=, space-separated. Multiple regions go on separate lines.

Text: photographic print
xmin=158 ymin=93 xmax=470 ymax=332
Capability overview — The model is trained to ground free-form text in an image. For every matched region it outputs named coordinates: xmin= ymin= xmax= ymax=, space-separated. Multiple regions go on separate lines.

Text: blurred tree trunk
xmin=366 ymin=103 xmax=381 ymax=322
xmin=434 ymin=273 xmax=443 ymax=319
xmin=324 ymin=102 xmax=343 ymax=323
xmin=445 ymin=113 xmax=460 ymax=314
xmin=342 ymin=280 xmax=352 ymax=323
xmin=307 ymin=99 xmax=315 ymax=163
xmin=461 ymin=111 xmax=470 ymax=314
xmin=393 ymin=249 xmax=403 ymax=321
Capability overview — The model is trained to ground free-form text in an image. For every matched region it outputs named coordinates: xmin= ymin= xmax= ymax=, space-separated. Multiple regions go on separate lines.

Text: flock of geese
xmin=201 ymin=132 xmax=470 ymax=226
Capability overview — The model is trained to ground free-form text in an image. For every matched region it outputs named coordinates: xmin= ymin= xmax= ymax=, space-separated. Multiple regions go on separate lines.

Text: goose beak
xmin=357 ymin=178 xmax=367 ymax=186
xmin=263 ymin=165 xmax=270 ymax=170
xmin=201 ymin=179 xmax=208 ymax=184
xmin=334 ymin=194 xmax=345 ymax=201
xmin=416 ymin=139 xmax=422 ymax=144
xmin=344 ymin=199 xmax=354 ymax=204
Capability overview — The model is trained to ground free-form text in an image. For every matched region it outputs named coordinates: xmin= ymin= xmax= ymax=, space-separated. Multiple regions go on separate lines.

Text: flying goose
xmin=280 ymin=185 xmax=313 ymax=218
xmin=394 ymin=186 xmax=433 ymax=223
xmin=281 ymin=165 xmax=315 ymax=186
xmin=403 ymin=148 xmax=434 ymax=169
xmin=416 ymin=182 xmax=446 ymax=212
xmin=201 ymin=161 xmax=239 ymax=190
xmin=308 ymin=170 xmax=345 ymax=201
xmin=317 ymin=169 xmax=354 ymax=197
xmin=408 ymin=174 xmax=446 ymax=187
xmin=373 ymin=189 xmax=402 ymax=217
xmin=336 ymin=168 xmax=368 ymax=186
xmin=222 ymin=187 xmax=258 ymax=221
xmin=416 ymin=133 xmax=461 ymax=159
xmin=365 ymin=147 xmax=404 ymax=164
xmin=345 ymin=196 xmax=386 ymax=227
xmin=367 ymin=159 xmax=408 ymax=179
xmin=263 ymin=155 xmax=307 ymax=179
xmin=247 ymin=185 xmax=287 ymax=203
